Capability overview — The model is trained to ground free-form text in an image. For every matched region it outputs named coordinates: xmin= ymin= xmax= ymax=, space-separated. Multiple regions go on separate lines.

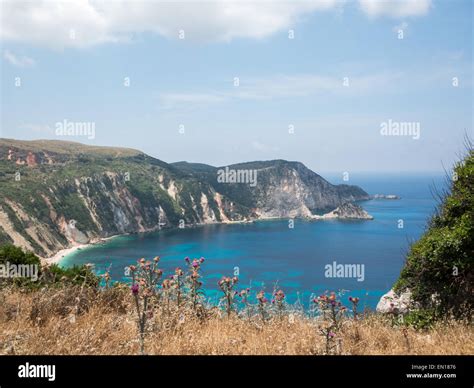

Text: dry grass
xmin=0 ymin=287 xmax=472 ymax=355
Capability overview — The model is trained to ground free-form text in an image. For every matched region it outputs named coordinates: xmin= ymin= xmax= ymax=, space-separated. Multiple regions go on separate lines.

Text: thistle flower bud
xmin=131 ymin=284 xmax=139 ymax=295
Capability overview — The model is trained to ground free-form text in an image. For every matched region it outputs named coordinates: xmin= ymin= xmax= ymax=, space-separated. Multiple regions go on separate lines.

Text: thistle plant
xmin=257 ymin=290 xmax=268 ymax=323
xmin=161 ymin=278 xmax=173 ymax=315
xmin=348 ymin=296 xmax=360 ymax=320
xmin=173 ymin=267 xmax=184 ymax=307
xmin=313 ymin=292 xmax=347 ymax=354
xmin=218 ymin=276 xmax=238 ymax=317
xmin=272 ymin=289 xmax=286 ymax=320
xmin=238 ymin=288 xmax=252 ymax=321
xmin=101 ymin=268 xmax=111 ymax=289
xmin=314 ymin=292 xmax=346 ymax=327
xmin=184 ymin=257 xmax=205 ymax=310
xmin=129 ymin=256 xmax=163 ymax=354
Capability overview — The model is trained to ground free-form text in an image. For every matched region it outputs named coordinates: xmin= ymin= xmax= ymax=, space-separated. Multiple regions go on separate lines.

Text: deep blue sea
xmin=61 ymin=172 xmax=447 ymax=310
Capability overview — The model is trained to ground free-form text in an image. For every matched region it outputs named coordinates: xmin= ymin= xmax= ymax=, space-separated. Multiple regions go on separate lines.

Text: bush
xmin=394 ymin=144 xmax=473 ymax=320
xmin=0 ymin=244 xmax=40 ymax=266
xmin=402 ymin=310 xmax=437 ymax=331
xmin=42 ymin=264 xmax=100 ymax=288
xmin=0 ymin=244 xmax=99 ymax=289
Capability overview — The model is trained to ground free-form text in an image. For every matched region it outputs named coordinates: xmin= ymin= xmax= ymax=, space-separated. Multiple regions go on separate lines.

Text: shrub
xmin=394 ymin=144 xmax=473 ymax=320
xmin=0 ymin=244 xmax=40 ymax=266
xmin=42 ymin=263 xmax=99 ymax=288
xmin=0 ymin=244 xmax=99 ymax=289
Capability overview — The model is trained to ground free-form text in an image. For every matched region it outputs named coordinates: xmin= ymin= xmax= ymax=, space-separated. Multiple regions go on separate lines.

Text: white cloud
xmin=393 ymin=21 xmax=409 ymax=31
xmin=159 ymin=92 xmax=227 ymax=110
xmin=251 ymin=140 xmax=280 ymax=153
xmin=0 ymin=1 xmax=434 ymax=49
xmin=358 ymin=0 xmax=432 ymax=18
xmin=18 ymin=123 xmax=53 ymax=133
xmin=0 ymin=0 xmax=341 ymax=49
xmin=3 ymin=50 xmax=35 ymax=67
xmin=158 ymin=63 xmax=472 ymax=110
xmin=393 ymin=21 xmax=409 ymax=37
xmin=235 ymin=73 xmax=402 ymax=99
xmin=158 ymin=71 xmax=403 ymax=109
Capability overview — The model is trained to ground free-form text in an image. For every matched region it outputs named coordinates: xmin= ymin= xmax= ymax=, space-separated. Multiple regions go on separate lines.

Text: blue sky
xmin=1 ymin=0 xmax=472 ymax=172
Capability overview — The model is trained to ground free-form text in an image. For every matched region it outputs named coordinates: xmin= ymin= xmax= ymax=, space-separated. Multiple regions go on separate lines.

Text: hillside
xmin=394 ymin=146 xmax=473 ymax=319
xmin=172 ymin=160 xmax=369 ymax=217
xmin=0 ymin=139 xmax=369 ymax=257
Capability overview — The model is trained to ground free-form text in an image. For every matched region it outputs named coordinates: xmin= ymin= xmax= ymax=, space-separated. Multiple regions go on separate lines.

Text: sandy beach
xmin=41 ymin=236 xmax=121 ymax=266
xmin=41 ymin=243 xmax=89 ymax=266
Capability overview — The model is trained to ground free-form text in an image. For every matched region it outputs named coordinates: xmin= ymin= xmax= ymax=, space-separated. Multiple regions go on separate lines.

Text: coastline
xmin=41 ymin=235 xmax=122 ymax=266
xmin=40 ymin=208 xmax=375 ymax=266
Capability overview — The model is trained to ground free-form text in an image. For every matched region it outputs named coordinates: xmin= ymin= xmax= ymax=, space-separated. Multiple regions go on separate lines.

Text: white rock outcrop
xmin=376 ymin=289 xmax=413 ymax=314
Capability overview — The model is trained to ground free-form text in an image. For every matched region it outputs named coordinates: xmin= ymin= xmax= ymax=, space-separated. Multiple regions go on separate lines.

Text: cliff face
xmin=0 ymin=139 xmax=370 ymax=257
xmin=172 ymin=160 xmax=370 ymax=217
xmin=321 ymin=202 xmax=374 ymax=220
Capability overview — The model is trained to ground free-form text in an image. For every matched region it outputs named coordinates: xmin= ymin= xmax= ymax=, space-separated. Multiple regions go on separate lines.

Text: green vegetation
xmin=55 ymin=192 xmax=98 ymax=233
xmin=0 ymin=244 xmax=99 ymax=288
xmin=0 ymin=226 xmax=13 ymax=245
xmin=0 ymin=138 xmax=370 ymax=257
xmin=395 ymin=143 xmax=473 ymax=320
xmin=0 ymin=244 xmax=40 ymax=266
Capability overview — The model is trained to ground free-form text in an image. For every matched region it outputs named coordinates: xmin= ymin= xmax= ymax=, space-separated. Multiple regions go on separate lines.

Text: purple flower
xmin=131 ymin=284 xmax=139 ymax=295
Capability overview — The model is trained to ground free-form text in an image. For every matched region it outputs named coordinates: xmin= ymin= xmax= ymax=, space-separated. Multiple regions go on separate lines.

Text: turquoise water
xmin=61 ymin=172 xmax=446 ymax=309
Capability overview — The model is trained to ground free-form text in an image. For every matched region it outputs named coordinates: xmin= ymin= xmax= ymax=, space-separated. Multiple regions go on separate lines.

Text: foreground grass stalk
xmin=218 ymin=276 xmax=238 ymax=317
xmin=129 ymin=257 xmax=163 ymax=354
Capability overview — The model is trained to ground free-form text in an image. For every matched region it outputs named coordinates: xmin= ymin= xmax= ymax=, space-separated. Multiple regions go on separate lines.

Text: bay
xmin=61 ymin=172 xmax=447 ymax=310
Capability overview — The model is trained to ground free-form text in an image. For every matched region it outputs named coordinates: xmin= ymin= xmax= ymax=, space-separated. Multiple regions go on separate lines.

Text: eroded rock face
xmin=173 ymin=160 xmax=370 ymax=218
xmin=321 ymin=202 xmax=374 ymax=220
xmin=376 ymin=289 xmax=414 ymax=314
xmin=0 ymin=139 xmax=372 ymax=257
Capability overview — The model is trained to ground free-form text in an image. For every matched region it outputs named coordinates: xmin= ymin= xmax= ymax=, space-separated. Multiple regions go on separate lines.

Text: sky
xmin=0 ymin=0 xmax=472 ymax=173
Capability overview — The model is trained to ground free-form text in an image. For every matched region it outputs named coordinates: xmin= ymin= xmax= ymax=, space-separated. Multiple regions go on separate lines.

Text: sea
xmin=60 ymin=172 xmax=447 ymax=310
